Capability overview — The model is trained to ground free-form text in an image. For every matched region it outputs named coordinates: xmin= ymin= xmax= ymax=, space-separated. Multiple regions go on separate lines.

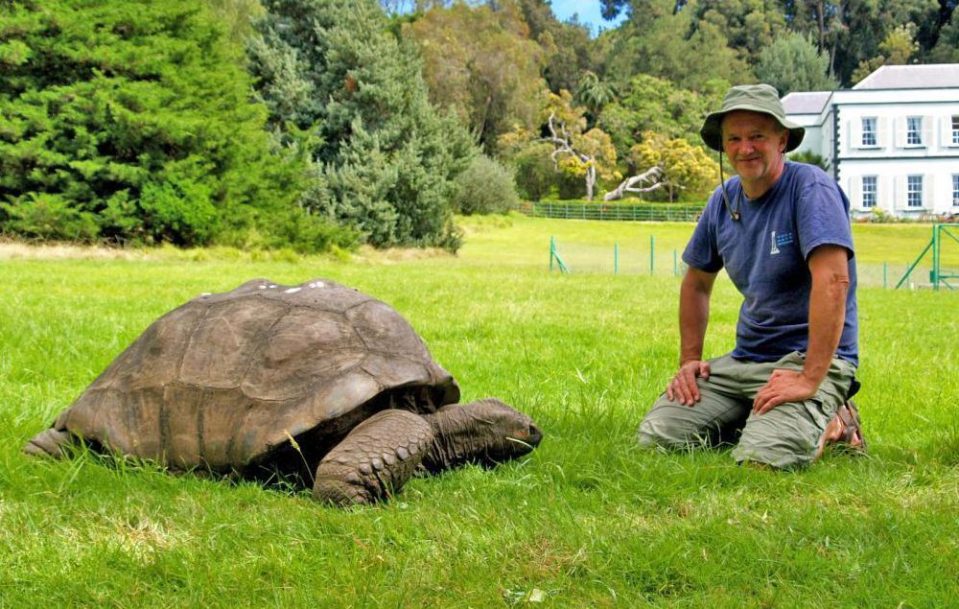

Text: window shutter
xmin=893 ymin=118 xmax=904 ymax=148
xmin=850 ymin=119 xmax=862 ymax=150
xmin=943 ymin=116 xmax=957 ymax=147
xmin=925 ymin=174 xmax=935 ymax=210
xmin=893 ymin=175 xmax=904 ymax=210
xmin=877 ymin=175 xmax=887 ymax=212
xmin=923 ymin=116 xmax=933 ymax=147
xmin=847 ymin=177 xmax=861 ymax=207
xmin=877 ymin=117 xmax=888 ymax=148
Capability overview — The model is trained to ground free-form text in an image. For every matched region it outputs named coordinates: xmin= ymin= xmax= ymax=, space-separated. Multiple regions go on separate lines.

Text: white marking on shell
xmin=308 ymin=281 xmax=325 ymax=289
xmin=284 ymin=287 xmax=301 ymax=294
xmin=258 ymin=285 xmax=267 ymax=289
xmin=268 ymin=285 xmax=277 ymax=289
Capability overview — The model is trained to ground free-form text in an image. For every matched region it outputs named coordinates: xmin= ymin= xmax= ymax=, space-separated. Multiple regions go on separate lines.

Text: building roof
xmin=782 ymin=91 xmax=832 ymax=115
xmin=853 ymin=64 xmax=959 ymax=89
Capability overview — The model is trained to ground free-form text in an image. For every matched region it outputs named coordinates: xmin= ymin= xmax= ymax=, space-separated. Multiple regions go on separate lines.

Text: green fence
xmin=895 ymin=224 xmax=959 ymax=291
xmin=520 ymin=201 xmax=704 ymax=222
xmin=549 ymin=237 xmax=950 ymax=289
xmin=550 ymin=236 xmax=687 ymax=277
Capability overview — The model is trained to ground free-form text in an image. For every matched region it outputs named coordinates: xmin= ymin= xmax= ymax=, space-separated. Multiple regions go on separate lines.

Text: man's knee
xmin=636 ymin=402 xmax=710 ymax=450
xmin=732 ymin=410 xmax=819 ymax=469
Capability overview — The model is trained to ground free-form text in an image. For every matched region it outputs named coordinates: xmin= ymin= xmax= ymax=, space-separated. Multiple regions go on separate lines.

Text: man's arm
xmin=752 ymin=244 xmax=850 ymax=414
xmin=667 ymin=266 xmax=718 ymax=406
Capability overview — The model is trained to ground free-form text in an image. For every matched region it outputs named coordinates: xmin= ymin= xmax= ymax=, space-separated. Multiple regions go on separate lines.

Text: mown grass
xmin=1 ymin=216 xmax=958 ymax=608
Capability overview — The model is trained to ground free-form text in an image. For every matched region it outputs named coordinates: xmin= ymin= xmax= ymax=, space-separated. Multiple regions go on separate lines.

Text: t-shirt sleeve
xmin=796 ymin=174 xmax=855 ymax=261
xmin=682 ymin=190 xmax=724 ymax=273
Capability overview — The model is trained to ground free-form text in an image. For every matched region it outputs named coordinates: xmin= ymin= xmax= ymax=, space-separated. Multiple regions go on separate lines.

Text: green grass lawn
xmin=1 ymin=216 xmax=958 ymax=608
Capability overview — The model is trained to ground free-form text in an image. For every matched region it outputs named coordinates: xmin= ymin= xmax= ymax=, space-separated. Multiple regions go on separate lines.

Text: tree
xmin=250 ymin=0 xmax=476 ymax=250
xmin=576 ymin=70 xmax=616 ymax=124
xmin=603 ymin=1 xmax=751 ymax=93
xmin=851 ymin=23 xmax=919 ymax=84
xmin=597 ymin=74 xmax=721 ymax=160
xmin=603 ymin=166 xmax=666 ymax=201
xmin=401 ymin=2 xmax=547 ymax=153
xmin=541 ymin=91 xmax=619 ymax=201
xmin=515 ymin=0 xmax=598 ymax=95
xmin=693 ymin=0 xmax=787 ymax=62
xmin=0 ymin=0 xmax=305 ymax=247
xmin=206 ymin=0 xmax=266 ymax=48
xmin=782 ymin=0 xmax=939 ymax=87
xmin=928 ymin=13 xmax=959 ymax=62
xmin=629 ymin=131 xmax=718 ymax=202
xmin=755 ymin=32 xmax=838 ymax=95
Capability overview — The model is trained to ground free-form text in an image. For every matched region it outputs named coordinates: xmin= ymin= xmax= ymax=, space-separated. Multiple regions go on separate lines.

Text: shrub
xmin=788 ymin=149 xmax=828 ymax=171
xmin=139 ymin=179 xmax=218 ymax=246
xmin=265 ymin=207 xmax=359 ymax=254
xmin=509 ymin=142 xmax=557 ymax=201
xmin=451 ymin=155 xmax=520 ymax=215
xmin=0 ymin=193 xmax=98 ymax=242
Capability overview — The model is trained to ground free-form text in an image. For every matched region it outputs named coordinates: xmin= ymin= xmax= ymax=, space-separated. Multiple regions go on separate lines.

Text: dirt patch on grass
xmin=0 ymin=240 xmax=153 ymax=261
xmin=351 ymin=244 xmax=454 ymax=264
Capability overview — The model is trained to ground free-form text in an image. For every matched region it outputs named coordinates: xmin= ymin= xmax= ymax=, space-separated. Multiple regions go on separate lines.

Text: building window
xmin=953 ymin=116 xmax=959 ymax=146
xmin=906 ymin=117 xmax=923 ymax=145
xmin=953 ymin=175 xmax=959 ymax=207
xmin=861 ymin=117 xmax=877 ymax=147
xmin=907 ymin=175 xmax=923 ymax=208
xmin=862 ymin=176 xmax=877 ymax=208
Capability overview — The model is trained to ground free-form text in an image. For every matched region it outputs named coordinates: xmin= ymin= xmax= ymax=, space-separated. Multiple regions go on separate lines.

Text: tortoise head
xmin=420 ymin=398 xmax=542 ymax=473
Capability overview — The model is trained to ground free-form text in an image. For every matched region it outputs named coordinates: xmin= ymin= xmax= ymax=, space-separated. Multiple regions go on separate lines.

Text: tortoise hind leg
xmin=313 ymin=409 xmax=434 ymax=507
xmin=23 ymin=428 xmax=73 ymax=458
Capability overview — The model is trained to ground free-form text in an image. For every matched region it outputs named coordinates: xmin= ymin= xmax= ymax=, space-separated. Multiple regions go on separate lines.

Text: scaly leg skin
xmin=23 ymin=428 xmax=72 ymax=458
xmin=313 ymin=409 xmax=434 ymax=507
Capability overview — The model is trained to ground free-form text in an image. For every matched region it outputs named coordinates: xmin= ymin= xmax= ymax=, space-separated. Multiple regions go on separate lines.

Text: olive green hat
xmin=700 ymin=83 xmax=804 ymax=152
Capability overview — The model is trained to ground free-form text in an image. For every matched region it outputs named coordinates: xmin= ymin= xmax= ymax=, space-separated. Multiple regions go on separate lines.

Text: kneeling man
xmin=637 ymin=84 xmax=864 ymax=468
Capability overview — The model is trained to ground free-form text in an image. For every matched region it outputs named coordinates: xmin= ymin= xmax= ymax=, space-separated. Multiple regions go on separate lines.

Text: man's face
xmin=721 ymin=110 xmax=788 ymax=195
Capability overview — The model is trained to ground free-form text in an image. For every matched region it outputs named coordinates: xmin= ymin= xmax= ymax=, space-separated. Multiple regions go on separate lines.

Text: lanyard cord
xmin=719 ymin=148 xmax=741 ymax=221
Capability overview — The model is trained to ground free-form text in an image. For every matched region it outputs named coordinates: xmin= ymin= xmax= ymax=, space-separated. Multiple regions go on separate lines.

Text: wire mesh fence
xmin=549 ymin=237 xmax=686 ymax=278
xmin=520 ymin=202 xmax=704 ymax=222
xmin=549 ymin=238 xmax=955 ymax=290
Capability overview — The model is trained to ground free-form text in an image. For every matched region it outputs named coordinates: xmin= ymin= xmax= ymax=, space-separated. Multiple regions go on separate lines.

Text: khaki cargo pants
xmin=637 ymin=352 xmax=857 ymax=469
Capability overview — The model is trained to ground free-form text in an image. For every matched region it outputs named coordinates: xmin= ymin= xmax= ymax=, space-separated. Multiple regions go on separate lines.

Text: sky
xmin=549 ymin=0 xmax=627 ymax=35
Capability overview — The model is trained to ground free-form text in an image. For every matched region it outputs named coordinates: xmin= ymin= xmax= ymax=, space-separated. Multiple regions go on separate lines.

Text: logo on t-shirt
xmin=769 ymin=230 xmax=794 ymax=255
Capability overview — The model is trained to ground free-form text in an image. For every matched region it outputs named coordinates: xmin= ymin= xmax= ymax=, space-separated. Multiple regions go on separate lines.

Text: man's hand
xmin=752 ymin=369 xmax=818 ymax=414
xmin=667 ymin=360 xmax=711 ymax=406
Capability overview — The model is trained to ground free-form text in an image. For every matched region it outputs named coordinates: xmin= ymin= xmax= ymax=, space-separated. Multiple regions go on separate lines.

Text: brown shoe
xmin=815 ymin=400 xmax=866 ymax=460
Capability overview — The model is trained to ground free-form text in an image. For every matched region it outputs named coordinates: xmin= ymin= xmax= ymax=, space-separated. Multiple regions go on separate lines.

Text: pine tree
xmin=0 ymin=0 xmax=305 ymax=246
xmin=250 ymin=0 xmax=476 ymax=250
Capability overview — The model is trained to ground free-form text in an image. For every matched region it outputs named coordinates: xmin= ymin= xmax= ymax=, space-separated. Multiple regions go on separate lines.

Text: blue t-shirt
xmin=683 ymin=162 xmax=859 ymax=366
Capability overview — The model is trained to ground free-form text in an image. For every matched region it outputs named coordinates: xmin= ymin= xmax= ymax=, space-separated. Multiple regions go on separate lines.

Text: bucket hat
xmin=700 ymin=84 xmax=804 ymax=152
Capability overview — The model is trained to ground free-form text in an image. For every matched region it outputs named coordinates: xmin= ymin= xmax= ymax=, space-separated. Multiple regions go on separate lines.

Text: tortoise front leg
xmin=313 ymin=409 xmax=434 ymax=507
xmin=23 ymin=428 xmax=73 ymax=458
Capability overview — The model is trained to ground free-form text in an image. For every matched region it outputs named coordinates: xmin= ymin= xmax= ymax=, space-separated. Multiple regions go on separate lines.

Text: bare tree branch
xmin=544 ymin=112 xmax=597 ymax=200
xmin=603 ymin=166 xmax=666 ymax=201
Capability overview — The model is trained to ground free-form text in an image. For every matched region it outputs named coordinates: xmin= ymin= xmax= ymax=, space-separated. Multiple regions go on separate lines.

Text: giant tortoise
xmin=25 ymin=278 xmax=542 ymax=506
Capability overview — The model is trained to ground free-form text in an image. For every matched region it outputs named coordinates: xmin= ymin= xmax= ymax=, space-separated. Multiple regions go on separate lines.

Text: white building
xmin=782 ymin=64 xmax=959 ymax=219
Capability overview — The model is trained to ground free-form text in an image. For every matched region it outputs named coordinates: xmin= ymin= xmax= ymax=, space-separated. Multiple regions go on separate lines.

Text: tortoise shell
xmin=49 ymin=278 xmax=460 ymax=471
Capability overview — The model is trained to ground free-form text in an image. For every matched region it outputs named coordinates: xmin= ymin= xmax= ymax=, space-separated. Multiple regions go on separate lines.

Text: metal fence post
xmin=932 ymin=223 xmax=940 ymax=291
xmin=549 ymin=235 xmax=555 ymax=272
xmin=649 ymin=235 xmax=655 ymax=275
